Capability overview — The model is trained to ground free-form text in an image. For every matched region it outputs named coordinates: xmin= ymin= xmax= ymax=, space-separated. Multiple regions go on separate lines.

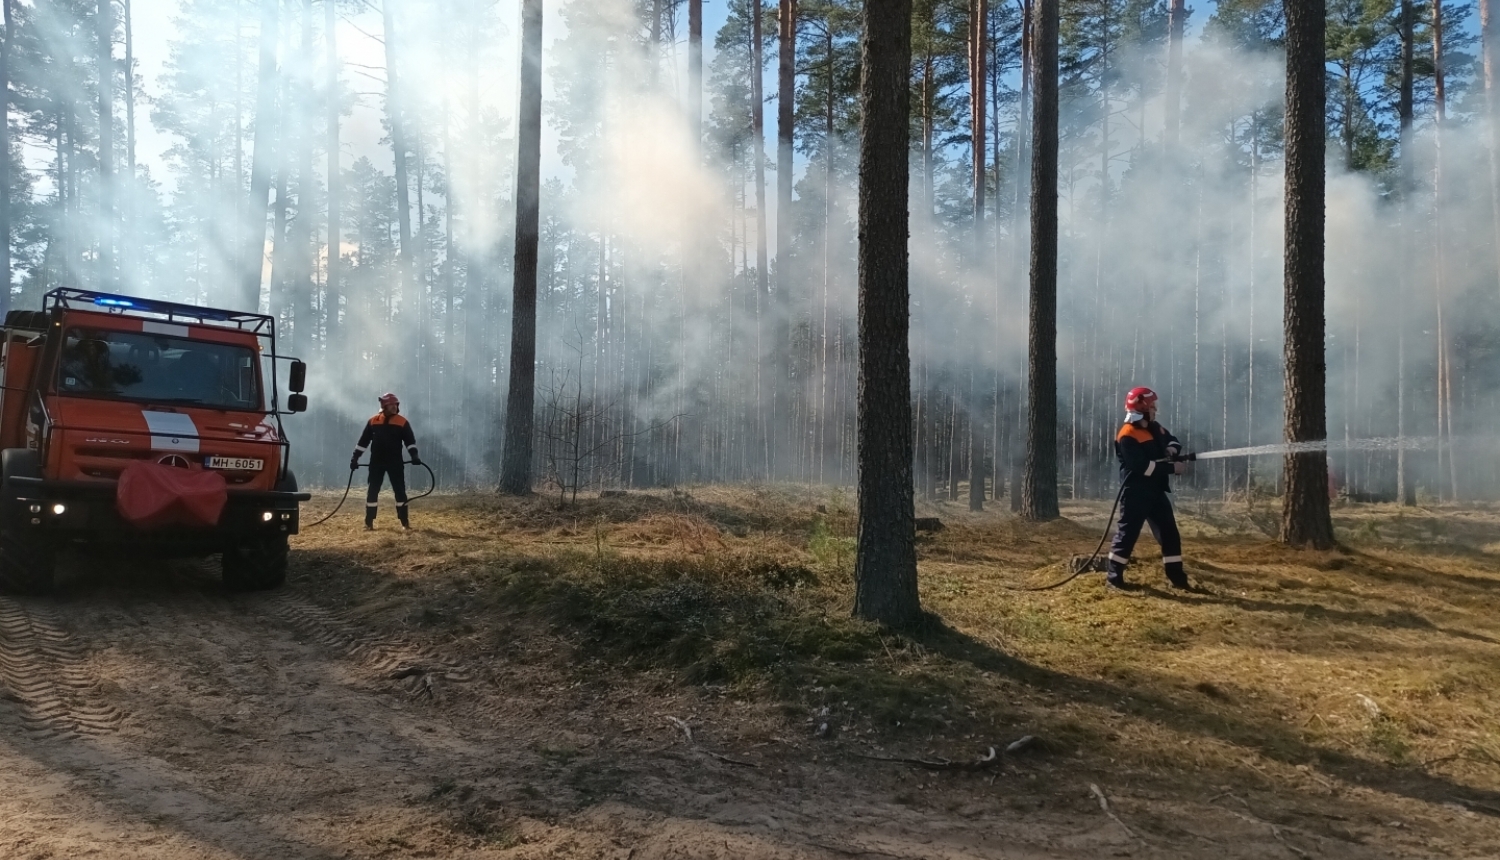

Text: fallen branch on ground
xmin=853 ymin=746 xmax=998 ymax=772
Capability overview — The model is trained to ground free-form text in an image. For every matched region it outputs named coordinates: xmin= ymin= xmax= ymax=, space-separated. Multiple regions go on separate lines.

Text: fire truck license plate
xmin=205 ymin=457 xmax=263 ymax=471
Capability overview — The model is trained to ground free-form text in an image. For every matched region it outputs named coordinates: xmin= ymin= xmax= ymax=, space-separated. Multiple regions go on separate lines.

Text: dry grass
xmin=293 ymin=486 xmax=1500 ymax=853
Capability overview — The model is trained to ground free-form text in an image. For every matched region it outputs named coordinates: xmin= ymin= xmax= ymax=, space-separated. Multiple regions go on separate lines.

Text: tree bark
xmin=1164 ymin=0 xmax=1184 ymax=147
xmin=689 ymin=0 xmax=703 ymax=145
xmin=1279 ymin=0 xmax=1334 ymax=549
xmin=1483 ymin=0 xmax=1500 ymax=303
xmin=500 ymin=0 xmax=544 ymax=495
xmin=383 ymin=0 xmax=415 ymax=329
xmin=1022 ymin=0 xmax=1059 ymax=521
xmin=853 ymin=0 xmax=919 ymax=628
xmin=0 ymin=0 xmax=11 ymax=316
xmin=778 ymin=0 xmax=796 ymax=474
xmin=968 ymin=0 xmax=987 ymax=512
xmin=242 ymin=0 xmax=280 ymax=312
xmin=325 ymin=0 xmax=340 ymax=347
xmin=751 ymin=1 xmax=771 ymax=478
xmin=97 ymin=0 xmax=114 ymax=292
xmin=1397 ymin=0 xmax=1413 ymax=505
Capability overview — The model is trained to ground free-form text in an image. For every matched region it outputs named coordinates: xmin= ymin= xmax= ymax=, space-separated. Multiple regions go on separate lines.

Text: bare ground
xmin=0 ymin=488 xmax=1497 ymax=859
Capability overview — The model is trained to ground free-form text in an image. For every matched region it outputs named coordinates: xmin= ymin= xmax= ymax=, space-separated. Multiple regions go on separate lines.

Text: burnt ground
xmin=0 ymin=488 xmax=1497 ymax=859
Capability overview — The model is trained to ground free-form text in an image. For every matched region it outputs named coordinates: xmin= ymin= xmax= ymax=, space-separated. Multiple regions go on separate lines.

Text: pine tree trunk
xmin=751 ymin=3 xmax=771 ymax=479
xmin=968 ymin=0 xmax=986 ymax=512
xmin=122 ymin=0 xmax=136 ymax=287
xmin=242 ymin=0 xmax=279 ymax=312
xmin=853 ymin=0 xmax=918 ymax=628
xmin=689 ymin=0 xmax=703 ymax=141
xmin=1280 ymin=0 xmax=1334 ymax=549
xmin=1164 ymin=0 xmax=1184 ymax=147
xmin=1482 ymin=0 xmax=1500 ymax=304
xmin=97 ymin=0 xmax=114 ymax=292
xmin=1022 ymin=0 xmax=1059 ymax=521
xmin=325 ymin=0 xmax=340 ymax=348
xmin=1397 ymin=0 xmax=1414 ymax=506
xmin=0 ymin=0 xmax=11 ymax=316
xmin=288 ymin=0 xmax=316 ymax=355
xmin=778 ymin=0 xmax=796 ymax=480
xmin=383 ymin=0 xmax=414 ymax=334
xmin=501 ymin=0 xmax=544 ymax=495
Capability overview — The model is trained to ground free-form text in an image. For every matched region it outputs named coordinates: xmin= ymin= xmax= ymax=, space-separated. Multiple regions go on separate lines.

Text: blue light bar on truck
xmin=93 ymin=297 xmax=136 ymax=308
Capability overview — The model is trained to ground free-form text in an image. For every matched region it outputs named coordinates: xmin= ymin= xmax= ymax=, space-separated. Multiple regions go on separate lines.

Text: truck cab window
xmin=57 ymin=328 xmax=262 ymax=411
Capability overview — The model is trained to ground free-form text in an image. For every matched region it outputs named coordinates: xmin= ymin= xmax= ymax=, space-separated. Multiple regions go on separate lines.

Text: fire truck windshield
xmin=57 ymin=327 xmax=262 ymax=411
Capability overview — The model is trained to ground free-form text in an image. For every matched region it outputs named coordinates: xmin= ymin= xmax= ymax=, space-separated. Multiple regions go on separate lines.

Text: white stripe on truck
xmin=143 ymin=410 xmax=200 ymax=453
xmin=142 ymin=321 xmax=190 ymax=337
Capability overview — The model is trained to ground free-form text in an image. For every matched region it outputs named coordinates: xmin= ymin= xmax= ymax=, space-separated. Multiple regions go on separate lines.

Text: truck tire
xmin=0 ymin=449 xmax=56 ymax=594
xmin=222 ymin=536 xmax=288 ymax=591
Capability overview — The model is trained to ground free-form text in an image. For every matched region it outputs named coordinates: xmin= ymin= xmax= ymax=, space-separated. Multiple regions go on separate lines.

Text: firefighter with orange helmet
xmin=350 ymin=392 xmax=421 ymax=530
xmin=1108 ymin=387 xmax=1190 ymax=590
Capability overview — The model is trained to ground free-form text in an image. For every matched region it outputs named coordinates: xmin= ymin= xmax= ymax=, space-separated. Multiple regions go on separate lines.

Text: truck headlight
xmin=262 ymin=511 xmax=274 ymax=522
xmin=51 ymin=504 xmax=66 ymax=515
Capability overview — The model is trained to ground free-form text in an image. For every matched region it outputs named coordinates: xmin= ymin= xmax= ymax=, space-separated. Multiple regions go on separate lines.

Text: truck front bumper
xmin=6 ymin=478 xmax=310 ymax=550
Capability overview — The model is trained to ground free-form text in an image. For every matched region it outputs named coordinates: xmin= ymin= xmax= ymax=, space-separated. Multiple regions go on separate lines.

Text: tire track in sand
xmin=0 ymin=596 xmax=126 ymax=737
xmin=246 ymin=590 xmax=473 ymax=696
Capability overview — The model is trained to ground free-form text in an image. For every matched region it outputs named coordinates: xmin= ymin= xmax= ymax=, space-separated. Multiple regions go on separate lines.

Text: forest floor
xmin=0 ymin=486 xmax=1498 ymax=858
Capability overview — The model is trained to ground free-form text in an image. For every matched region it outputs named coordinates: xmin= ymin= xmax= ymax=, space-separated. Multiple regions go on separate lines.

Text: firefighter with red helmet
xmin=1108 ymin=387 xmax=1190 ymax=590
xmin=350 ymin=392 xmax=421 ymax=530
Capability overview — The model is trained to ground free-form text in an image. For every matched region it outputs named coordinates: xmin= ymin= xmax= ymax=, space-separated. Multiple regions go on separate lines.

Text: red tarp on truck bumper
xmin=116 ymin=461 xmax=228 ymax=529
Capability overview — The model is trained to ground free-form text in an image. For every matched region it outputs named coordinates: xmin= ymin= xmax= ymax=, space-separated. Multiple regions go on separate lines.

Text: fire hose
xmin=1005 ymin=451 xmax=1195 ymax=591
xmin=303 ymin=460 xmax=437 ymax=529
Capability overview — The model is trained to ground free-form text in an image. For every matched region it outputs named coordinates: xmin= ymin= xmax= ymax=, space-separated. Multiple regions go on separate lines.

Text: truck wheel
xmin=0 ymin=528 xmax=55 ymax=594
xmin=222 ymin=536 xmax=288 ymax=591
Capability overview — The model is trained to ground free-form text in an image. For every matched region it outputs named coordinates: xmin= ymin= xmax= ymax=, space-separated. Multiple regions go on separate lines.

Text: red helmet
xmin=1125 ymin=387 xmax=1157 ymax=413
xmin=378 ymin=392 xmax=400 ymax=408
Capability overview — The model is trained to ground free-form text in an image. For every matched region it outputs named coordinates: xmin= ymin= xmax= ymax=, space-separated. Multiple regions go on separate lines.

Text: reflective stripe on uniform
xmin=1109 ymin=553 xmax=1130 ymax=565
xmin=1144 ymin=460 xmax=1157 ymax=476
xmin=366 ymin=502 xmax=378 ymax=508
xmin=1162 ymin=555 xmax=1183 ymax=564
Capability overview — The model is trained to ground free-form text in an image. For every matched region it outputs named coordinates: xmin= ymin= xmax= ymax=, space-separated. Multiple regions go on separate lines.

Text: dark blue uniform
xmin=1108 ymin=419 xmax=1187 ymax=588
xmin=352 ymin=413 xmax=419 ymax=528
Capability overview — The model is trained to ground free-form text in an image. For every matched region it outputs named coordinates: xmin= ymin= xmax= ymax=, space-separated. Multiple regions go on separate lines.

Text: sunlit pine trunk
xmin=0 ymin=0 xmax=11 ymax=315
xmin=822 ymin=20 xmax=834 ymax=486
xmin=1397 ymin=0 xmax=1414 ymax=505
xmin=97 ymin=0 xmax=114 ymax=291
xmin=777 ymin=0 xmax=797 ymax=480
xmin=916 ymin=47 xmax=936 ymax=500
xmin=1007 ymin=0 xmax=1031 ymax=512
xmin=122 ymin=0 xmax=138 ymax=290
xmin=967 ymin=0 xmax=987 ymax=511
xmin=1432 ymin=0 xmax=1458 ymax=501
xmin=325 ymin=0 xmax=340 ymax=351
xmin=1483 ymin=0 xmax=1500 ymax=302
xmin=242 ymin=0 xmax=279 ymax=312
xmin=382 ymin=0 xmax=415 ymax=353
xmin=1164 ymin=0 xmax=1184 ymax=146
xmin=750 ymin=4 xmax=771 ymax=480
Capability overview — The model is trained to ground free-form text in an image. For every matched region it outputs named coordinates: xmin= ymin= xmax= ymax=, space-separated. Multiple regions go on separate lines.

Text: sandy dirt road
xmin=0 ymin=551 xmax=1477 ymax=859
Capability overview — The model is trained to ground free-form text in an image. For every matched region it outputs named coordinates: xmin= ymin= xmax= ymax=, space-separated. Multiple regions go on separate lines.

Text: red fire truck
xmin=0 ymin=288 xmax=310 ymax=593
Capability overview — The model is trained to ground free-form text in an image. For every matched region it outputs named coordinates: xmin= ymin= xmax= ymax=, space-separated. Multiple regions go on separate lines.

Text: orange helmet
xmin=378 ymin=392 xmax=400 ymax=408
xmin=1125 ymin=387 xmax=1157 ymax=413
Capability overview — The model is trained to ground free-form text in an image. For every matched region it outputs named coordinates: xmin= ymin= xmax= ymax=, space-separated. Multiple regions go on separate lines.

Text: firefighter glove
xmin=409 ymin=454 xmax=422 ymax=467
xmin=349 ymin=455 xmax=360 ymax=471
xmin=1172 ymin=461 xmax=1187 ymax=475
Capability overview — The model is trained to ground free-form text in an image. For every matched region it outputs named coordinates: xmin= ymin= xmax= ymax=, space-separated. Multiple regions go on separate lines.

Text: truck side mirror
xmin=287 ymin=393 xmax=308 ymax=413
xmin=288 ymin=360 xmax=307 ymax=393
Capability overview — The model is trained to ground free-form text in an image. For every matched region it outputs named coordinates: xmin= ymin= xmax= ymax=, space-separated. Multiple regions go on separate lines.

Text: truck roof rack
xmin=42 ymin=288 xmax=275 ymax=336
